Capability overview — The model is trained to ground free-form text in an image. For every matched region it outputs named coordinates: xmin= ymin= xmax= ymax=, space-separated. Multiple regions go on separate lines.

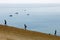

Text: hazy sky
xmin=0 ymin=0 xmax=60 ymax=4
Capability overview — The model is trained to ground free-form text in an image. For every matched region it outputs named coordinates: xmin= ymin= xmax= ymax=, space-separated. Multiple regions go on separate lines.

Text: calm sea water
xmin=0 ymin=4 xmax=60 ymax=36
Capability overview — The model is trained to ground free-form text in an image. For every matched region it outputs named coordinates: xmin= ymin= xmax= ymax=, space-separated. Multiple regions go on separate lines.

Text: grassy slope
xmin=0 ymin=25 xmax=60 ymax=40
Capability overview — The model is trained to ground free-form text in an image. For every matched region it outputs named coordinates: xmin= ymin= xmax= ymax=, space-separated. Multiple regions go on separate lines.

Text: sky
xmin=0 ymin=0 xmax=60 ymax=4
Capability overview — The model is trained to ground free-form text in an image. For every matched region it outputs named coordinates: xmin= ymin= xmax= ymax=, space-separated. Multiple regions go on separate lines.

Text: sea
xmin=0 ymin=4 xmax=60 ymax=36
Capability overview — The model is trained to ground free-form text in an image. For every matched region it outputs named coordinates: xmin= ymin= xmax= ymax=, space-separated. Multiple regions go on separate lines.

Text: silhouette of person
xmin=54 ymin=30 xmax=57 ymax=36
xmin=4 ymin=20 xmax=7 ymax=25
xmin=24 ymin=24 xmax=27 ymax=30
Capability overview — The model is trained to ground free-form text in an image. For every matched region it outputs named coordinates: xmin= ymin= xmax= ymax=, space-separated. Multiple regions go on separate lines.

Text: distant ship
xmin=27 ymin=14 xmax=30 ymax=16
xmin=15 ymin=12 xmax=18 ymax=14
xmin=9 ymin=15 xmax=13 ymax=17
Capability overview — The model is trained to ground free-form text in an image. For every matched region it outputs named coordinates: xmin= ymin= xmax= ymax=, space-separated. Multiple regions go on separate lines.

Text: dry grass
xmin=0 ymin=24 xmax=60 ymax=40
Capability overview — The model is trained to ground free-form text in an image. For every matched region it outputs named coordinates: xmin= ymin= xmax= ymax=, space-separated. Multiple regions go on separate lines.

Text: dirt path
xmin=0 ymin=25 xmax=60 ymax=40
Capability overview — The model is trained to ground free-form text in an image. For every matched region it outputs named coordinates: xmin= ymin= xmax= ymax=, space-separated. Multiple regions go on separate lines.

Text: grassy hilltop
xmin=0 ymin=25 xmax=60 ymax=40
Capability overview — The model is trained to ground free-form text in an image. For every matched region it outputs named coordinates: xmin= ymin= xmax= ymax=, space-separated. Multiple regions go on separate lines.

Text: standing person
xmin=24 ymin=24 xmax=27 ymax=30
xmin=4 ymin=20 xmax=7 ymax=25
xmin=54 ymin=30 xmax=57 ymax=36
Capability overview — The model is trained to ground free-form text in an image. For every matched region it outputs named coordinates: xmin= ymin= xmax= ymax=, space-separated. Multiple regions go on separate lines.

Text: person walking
xmin=24 ymin=24 xmax=27 ymax=30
